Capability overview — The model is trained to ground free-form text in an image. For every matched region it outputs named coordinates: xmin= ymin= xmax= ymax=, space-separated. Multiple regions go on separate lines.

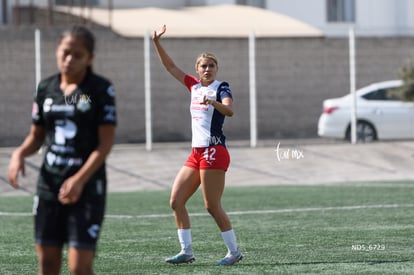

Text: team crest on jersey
xmin=205 ymin=90 xmax=216 ymax=101
xmin=76 ymin=94 xmax=91 ymax=112
xmin=198 ymin=86 xmax=216 ymax=99
xmin=207 ymin=90 xmax=215 ymax=96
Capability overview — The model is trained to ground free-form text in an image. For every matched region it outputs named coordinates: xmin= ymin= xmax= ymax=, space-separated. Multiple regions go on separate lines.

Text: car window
xmin=362 ymin=88 xmax=400 ymax=101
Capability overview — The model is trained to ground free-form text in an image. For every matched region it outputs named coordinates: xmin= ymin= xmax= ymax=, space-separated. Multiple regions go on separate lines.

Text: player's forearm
xmin=73 ymin=150 xmax=108 ymax=186
xmin=211 ymin=100 xmax=234 ymax=117
xmin=71 ymin=126 xmax=115 ymax=186
xmin=153 ymin=40 xmax=177 ymax=72
xmin=14 ymin=127 xmax=45 ymax=158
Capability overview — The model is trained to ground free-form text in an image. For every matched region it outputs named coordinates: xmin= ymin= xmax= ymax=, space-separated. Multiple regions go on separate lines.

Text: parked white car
xmin=317 ymin=80 xmax=414 ymax=142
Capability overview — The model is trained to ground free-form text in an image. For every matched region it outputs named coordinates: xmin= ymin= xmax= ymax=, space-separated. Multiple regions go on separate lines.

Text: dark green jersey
xmin=32 ymin=71 xmax=116 ymax=201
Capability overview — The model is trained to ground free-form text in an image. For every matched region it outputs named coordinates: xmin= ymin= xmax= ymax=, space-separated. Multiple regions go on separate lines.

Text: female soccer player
xmin=152 ymin=25 xmax=242 ymax=266
xmin=8 ymin=25 xmax=116 ymax=275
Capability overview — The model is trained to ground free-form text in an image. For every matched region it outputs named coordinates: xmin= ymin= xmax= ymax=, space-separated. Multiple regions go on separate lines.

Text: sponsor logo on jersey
xmin=107 ymin=85 xmax=115 ymax=97
xmin=43 ymin=98 xmax=53 ymax=112
xmin=51 ymin=144 xmax=75 ymax=154
xmin=54 ymin=119 xmax=77 ymax=145
xmin=87 ymin=224 xmax=101 ymax=239
xmin=50 ymin=105 xmax=75 ymax=114
xmin=32 ymin=102 xmax=39 ymax=120
xmin=44 ymin=96 xmax=75 ymax=115
xmin=103 ymin=105 xmax=116 ymax=122
xmin=46 ymin=151 xmax=82 ymax=166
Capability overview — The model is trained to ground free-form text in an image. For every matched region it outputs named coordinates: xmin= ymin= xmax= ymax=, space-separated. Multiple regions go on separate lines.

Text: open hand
xmin=8 ymin=152 xmax=25 ymax=189
xmin=153 ymin=24 xmax=167 ymax=41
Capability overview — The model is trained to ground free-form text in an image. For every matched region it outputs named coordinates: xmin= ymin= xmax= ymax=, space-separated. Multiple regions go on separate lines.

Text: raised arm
xmin=152 ymin=25 xmax=187 ymax=86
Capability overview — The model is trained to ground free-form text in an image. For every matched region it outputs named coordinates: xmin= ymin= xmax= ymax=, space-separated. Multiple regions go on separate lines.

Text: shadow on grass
xmin=255 ymin=259 xmax=413 ymax=267
xmin=148 ymin=259 xmax=413 ymax=268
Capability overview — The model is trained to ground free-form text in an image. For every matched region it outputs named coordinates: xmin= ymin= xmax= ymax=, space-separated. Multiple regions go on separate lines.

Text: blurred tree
xmin=390 ymin=61 xmax=414 ymax=101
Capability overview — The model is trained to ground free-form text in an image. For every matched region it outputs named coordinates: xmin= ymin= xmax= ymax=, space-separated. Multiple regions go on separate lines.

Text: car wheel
xmin=346 ymin=121 xmax=377 ymax=143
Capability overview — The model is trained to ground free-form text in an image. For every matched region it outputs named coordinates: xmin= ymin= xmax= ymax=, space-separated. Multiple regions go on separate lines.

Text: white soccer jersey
xmin=184 ymin=75 xmax=233 ymax=148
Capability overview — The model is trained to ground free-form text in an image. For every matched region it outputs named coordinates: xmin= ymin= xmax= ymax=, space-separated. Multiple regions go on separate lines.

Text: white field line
xmin=1 ymin=204 xmax=414 ymax=219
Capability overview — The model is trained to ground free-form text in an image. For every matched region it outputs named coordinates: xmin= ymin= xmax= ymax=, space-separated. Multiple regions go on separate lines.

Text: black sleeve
xmin=97 ymin=82 xmax=117 ymax=126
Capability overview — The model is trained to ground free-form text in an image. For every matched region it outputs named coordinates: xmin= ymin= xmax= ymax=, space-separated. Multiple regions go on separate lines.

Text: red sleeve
xmin=184 ymin=74 xmax=199 ymax=92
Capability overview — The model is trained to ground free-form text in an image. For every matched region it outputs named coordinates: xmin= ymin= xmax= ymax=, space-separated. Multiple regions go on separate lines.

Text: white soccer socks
xmin=221 ymin=229 xmax=239 ymax=255
xmin=177 ymin=228 xmax=239 ymax=256
xmin=177 ymin=228 xmax=193 ymax=255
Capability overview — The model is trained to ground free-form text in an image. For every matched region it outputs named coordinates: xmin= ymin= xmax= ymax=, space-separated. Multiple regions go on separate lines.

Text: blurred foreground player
xmin=8 ymin=25 xmax=116 ymax=275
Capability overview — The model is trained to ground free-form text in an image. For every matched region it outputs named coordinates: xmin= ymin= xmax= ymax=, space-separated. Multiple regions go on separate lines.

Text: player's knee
xmin=39 ymin=260 xmax=61 ymax=275
xmin=169 ymin=200 xmax=175 ymax=210
xmin=206 ymin=206 xmax=214 ymax=216
xmin=38 ymin=253 xmax=61 ymax=275
xmin=68 ymin=263 xmax=93 ymax=275
xmin=169 ymin=198 xmax=183 ymax=210
xmin=205 ymin=204 xmax=220 ymax=216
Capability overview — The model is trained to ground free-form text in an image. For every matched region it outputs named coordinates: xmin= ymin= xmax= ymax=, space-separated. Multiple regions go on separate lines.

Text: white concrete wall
xmin=267 ymin=0 xmax=326 ymax=27
xmin=206 ymin=0 xmax=234 ymax=5
xmin=4 ymin=0 xmax=414 ymax=36
xmin=267 ymin=0 xmax=414 ymax=37
xmin=408 ymin=0 xmax=414 ymax=34
xmin=357 ymin=0 xmax=398 ymax=35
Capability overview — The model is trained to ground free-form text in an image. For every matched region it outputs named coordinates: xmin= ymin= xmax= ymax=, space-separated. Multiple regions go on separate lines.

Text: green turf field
xmin=1 ymin=182 xmax=413 ymax=274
